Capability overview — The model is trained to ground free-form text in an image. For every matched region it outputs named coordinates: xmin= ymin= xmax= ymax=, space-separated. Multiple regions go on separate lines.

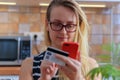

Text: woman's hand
xmin=40 ymin=60 xmax=58 ymax=80
xmin=55 ymin=54 xmax=83 ymax=80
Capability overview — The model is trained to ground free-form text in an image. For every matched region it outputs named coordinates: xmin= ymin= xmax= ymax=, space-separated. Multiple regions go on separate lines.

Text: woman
xmin=20 ymin=0 xmax=100 ymax=80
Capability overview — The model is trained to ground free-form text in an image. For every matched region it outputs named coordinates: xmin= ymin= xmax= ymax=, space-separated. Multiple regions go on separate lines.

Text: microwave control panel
xmin=19 ymin=37 xmax=31 ymax=60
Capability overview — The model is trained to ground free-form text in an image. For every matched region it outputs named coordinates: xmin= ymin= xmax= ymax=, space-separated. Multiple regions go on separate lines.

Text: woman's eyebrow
xmin=51 ymin=19 xmax=76 ymax=24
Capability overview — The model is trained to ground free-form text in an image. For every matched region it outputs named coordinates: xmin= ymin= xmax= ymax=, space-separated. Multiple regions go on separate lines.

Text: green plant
xmin=87 ymin=64 xmax=120 ymax=80
xmin=101 ymin=43 xmax=120 ymax=66
xmin=87 ymin=43 xmax=120 ymax=80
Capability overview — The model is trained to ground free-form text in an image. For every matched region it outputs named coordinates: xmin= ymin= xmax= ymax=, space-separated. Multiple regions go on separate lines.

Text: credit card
xmin=44 ymin=46 xmax=68 ymax=66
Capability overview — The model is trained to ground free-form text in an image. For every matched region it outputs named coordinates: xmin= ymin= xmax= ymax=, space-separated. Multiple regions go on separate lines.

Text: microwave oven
xmin=0 ymin=36 xmax=32 ymax=66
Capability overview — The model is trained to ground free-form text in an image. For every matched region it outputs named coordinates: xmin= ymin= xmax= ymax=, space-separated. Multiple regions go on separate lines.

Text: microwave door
xmin=0 ymin=38 xmax=18 ymax=65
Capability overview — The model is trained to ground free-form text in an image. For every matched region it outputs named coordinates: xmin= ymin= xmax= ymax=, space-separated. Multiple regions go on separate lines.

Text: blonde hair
xmin=44 ymin=0 xmax=90 ymax=79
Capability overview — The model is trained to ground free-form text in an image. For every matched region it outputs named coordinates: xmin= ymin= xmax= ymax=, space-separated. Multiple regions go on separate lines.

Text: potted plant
xmin=87 ymin=43 xmax=120 ymax=80
xmin=87 ymin=64 xmax=120 ymax=80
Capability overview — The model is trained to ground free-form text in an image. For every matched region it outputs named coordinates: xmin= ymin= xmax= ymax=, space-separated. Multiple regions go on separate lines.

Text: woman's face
xmin=47 ymin=6 xmax=77 ymax=49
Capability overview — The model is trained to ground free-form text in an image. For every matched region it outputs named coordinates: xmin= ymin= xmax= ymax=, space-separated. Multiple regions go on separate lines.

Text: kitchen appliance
xmin=0 ymin=36 xmax=32 ymax=66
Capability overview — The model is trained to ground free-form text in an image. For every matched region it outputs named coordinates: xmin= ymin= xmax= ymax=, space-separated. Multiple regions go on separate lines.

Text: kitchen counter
xmin=0 ymin=66 xmax=20 ymax=75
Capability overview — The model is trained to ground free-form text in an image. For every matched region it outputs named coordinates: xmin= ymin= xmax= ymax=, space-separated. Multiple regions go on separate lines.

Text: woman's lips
xmin=57 ymin=36 xmax=68 ymax=40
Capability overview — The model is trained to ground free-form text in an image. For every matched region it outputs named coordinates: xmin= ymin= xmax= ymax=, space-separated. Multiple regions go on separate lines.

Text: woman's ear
xmin=45 ymin=19 xmax=49 ymax=31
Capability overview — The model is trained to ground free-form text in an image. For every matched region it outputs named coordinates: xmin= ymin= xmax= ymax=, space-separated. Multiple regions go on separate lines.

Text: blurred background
xmin=0 ymin=0 xmax=119 ymax=79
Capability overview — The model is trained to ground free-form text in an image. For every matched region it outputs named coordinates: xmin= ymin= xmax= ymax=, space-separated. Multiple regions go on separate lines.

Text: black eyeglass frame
xmin=49 ymin=22 xmax=77 ymax=32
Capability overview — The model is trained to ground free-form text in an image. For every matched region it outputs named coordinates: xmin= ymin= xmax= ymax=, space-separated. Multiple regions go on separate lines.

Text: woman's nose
xmin=60 ymin=27 xmax=67 ymax=33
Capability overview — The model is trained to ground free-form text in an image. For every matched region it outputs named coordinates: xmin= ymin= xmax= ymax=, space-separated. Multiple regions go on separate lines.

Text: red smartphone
xmin=62 ymin=42 xmax=79 ymax=59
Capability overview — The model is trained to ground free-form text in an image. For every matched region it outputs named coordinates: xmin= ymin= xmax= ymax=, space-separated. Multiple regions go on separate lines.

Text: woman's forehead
xmin=50 ymin=6 xmax=77 ymax=23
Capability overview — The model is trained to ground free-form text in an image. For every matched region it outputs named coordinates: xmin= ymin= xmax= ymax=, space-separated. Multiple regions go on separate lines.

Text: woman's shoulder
xmin=33 ymin=51 xmax=45 ymax=60
xmin=21 ymin=57 xmax=33 ymax=72
xmin=88 ymin=57 xmax=99 ymax=68
xmin=21 ymin=51 xmax=45 ymax=66
xmin=19 ymin=57 xmax=33 ymax=80
xmin=22 ymin=57 xmax=33 ymax=65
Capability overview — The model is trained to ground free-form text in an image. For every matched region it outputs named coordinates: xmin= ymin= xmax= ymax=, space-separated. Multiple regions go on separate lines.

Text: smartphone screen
xmin=62 ymin=42 xmax=79 ymax=59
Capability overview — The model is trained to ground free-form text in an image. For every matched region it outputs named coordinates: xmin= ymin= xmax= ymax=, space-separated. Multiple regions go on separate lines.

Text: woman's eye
xmin=67 ymin=25 xmax=73 ymax=28
xmin=54 ymin=23 xmax=62 ymax=27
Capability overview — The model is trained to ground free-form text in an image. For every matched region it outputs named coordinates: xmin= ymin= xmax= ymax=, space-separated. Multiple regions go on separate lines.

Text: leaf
xmin=101 ymin=44 xmax=113 ymax=52
xmin=87 ymin=64 xmax=120 ymax=80
xmin=114 ymin=44 xmax=120 ymax=55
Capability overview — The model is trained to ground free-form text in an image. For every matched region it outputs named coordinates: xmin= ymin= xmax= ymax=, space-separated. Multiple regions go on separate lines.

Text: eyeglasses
xmin=49 ymin=22 xmax=77 ymax=32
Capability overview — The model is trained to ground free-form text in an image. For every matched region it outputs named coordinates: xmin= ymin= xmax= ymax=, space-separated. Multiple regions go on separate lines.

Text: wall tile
xmin=94 ymin=14 xmax=102 ymax=24
xmin=0 ymin=24 xmax=9 ymax=33
xmin=19 ymin=14 xmax=29 ymax=23
xmin=30 ymin=22 xmax=41 ymax=32
xmin=0 ymin=13 xmax=8 ymax=23
xmin=31 ymin=7 xmax=40 ymax=13
xmin=8 ymin=13 xmax=19 ymax=23
xmin=0 ymin=6 xmax=8 ymax=12
xmin=102 ymin=15 xmax=111 ymax=24
xmin=8 ymin=23 xmax=18 ymax=33
xmin=18 ymin=23 xmax=31 ymax=33
xmin=28 ymin=13 xmax=40 ymax=23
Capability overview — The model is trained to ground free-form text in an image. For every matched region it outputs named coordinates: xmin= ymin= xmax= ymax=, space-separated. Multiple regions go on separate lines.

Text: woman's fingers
xmin=41 ymin=60 xmax=58 ymax=75
xmin=55 ymin=54 xmax=82 ymax=80
xmin=55 ymin=54 xmax=81 ymax=71
xmin=55 ymin=54 xmax=73 ymax=66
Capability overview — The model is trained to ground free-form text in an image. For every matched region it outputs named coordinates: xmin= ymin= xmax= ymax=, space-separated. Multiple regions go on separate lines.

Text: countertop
xmin=0 ymin=66 xmax=20 ymax=75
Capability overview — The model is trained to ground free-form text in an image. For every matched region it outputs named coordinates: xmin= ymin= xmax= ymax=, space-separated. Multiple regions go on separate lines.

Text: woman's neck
xmin=51 ymin=44 xmax=61 ymax=50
